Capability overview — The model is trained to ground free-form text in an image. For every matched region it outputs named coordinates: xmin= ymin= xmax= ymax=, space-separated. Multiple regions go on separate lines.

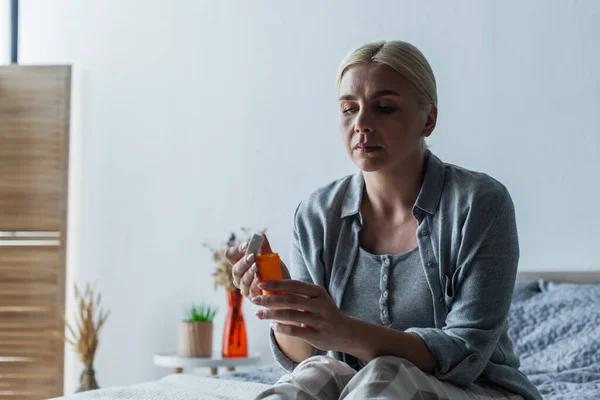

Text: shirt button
xmin=383 ymin=257 xmax=390 ymax=265
xmin=438 ymin=296 xmax=444 ymax=303
xmin=382 ymin=275 xmax=388 ymax=282
xmin=420 ymin=231 xmax=429 ymax=237
xmin=383 ymin=291 xmax=388 ymax=298
xmin=382 ymin=310 xmax=388 ymax=316
xmin=427 ymin=261 xmax=436 ymax=267
xmin=469 ymin=355 xmax=478 ymax=363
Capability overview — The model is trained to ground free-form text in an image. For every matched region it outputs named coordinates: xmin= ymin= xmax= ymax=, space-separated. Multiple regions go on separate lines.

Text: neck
xmin=362 ymin=149 xmax=426 ymax=222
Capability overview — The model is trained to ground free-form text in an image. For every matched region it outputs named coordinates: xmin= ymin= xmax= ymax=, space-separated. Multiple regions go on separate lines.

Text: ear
xmin=422 ymin=104 xmax=438 ymax=137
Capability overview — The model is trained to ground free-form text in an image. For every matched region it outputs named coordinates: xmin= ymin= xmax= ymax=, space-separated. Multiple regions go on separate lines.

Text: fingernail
xmin=251 ymin=264 xmax=258 ymax=272
xmin=246 ymin=254 xmax=255 ymax=263
xmin=257 ymin=282 xmax=267 ymax=289
xmin=240 ymin=242 xmax=248 ymax=251
xmin=251 ymin=296 xmax=262 ymax=304
xmin=255 ymin=310 xmax=264 ymax=318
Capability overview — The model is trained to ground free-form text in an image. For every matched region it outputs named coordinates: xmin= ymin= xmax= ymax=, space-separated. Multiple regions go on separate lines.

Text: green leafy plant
xmin=184 ymin=303 xmax=218 ymax=323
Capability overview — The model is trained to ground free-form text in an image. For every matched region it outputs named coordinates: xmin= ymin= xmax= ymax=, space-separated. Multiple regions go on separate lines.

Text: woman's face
xmin=338 ymin=63 xmax=437 ymax=173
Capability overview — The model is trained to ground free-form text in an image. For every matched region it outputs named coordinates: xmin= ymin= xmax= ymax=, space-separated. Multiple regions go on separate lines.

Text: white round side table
xmin=153 ymin=352 xmax=261 ymax=375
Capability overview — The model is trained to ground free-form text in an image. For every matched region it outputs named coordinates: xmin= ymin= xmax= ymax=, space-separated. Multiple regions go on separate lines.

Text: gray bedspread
xmin=509 ymin=281 xmax=600 ymax=399
xmin=218 ymin=281 xmax=600 ymax=399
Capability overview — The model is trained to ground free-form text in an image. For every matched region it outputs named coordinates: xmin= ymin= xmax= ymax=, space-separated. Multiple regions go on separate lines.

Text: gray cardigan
xmin=269 ymin=150 xmax=542 ymax=400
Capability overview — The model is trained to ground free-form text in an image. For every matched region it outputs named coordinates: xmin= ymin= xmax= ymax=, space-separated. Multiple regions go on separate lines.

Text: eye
xmin=342 ymin=107 xmax=357 ymax=114
xmin=376 ymin=105 xmax=397 ymax=114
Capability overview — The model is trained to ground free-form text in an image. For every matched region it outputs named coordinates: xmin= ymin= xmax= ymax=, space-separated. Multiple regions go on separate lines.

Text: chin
xmin=352 ymin=158 xmax=388 ymax=173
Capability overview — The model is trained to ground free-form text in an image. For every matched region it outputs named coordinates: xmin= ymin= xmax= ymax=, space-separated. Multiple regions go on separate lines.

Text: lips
xmin=354 ymin=143 xmax=382 ymax=153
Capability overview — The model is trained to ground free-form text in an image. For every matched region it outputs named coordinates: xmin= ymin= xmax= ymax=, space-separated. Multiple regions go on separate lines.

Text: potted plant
xmin=177 ymin=304 xmax=218 ymax=358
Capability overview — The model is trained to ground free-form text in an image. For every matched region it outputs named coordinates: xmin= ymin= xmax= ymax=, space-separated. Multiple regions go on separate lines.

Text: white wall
xmin=0 ymin=0 xmax=10 ymax=64
xmin=18 ymin=0 xmax=600 ymax=393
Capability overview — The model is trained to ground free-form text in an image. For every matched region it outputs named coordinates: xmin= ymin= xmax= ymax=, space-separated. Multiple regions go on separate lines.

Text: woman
xmin=226 ymin=41 xmax=542 ymax=400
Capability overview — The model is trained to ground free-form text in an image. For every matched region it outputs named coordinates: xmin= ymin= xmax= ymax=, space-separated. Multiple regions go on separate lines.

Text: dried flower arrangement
xmin=204 ymin=227 xmax=266 ymax=292
xmin=50 ymin=282 xmax=109 ymax=391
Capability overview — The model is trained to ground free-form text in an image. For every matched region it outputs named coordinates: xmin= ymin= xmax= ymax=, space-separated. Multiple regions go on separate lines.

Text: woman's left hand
xmin=252 ymin=280 xmax=354 ymax=352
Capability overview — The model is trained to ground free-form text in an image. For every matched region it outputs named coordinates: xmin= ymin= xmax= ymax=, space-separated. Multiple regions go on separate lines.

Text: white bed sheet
xmin=49 ymin=374 xmax=271 ymax=400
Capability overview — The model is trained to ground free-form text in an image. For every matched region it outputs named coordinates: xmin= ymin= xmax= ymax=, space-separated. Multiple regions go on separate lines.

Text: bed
xmin=51 ymin=272 xmax=600 ymax=400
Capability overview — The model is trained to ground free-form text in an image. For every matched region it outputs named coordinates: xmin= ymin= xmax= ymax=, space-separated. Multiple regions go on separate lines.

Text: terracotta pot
xmin=177 ymin=321 xmax=212 ymax=357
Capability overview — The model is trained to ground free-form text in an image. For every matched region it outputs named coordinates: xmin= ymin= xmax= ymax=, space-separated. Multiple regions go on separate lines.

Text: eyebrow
xmin=338 ymin=89 xmax=402 ymax=101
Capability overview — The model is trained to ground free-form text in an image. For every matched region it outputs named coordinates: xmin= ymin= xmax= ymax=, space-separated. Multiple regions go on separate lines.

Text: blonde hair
xmin=336 ymin=40 xmax=437 ymax=106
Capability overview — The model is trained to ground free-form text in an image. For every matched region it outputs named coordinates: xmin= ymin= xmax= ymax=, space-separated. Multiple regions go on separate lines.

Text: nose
xmin=354 ymin=110 xmax=374 ymax=134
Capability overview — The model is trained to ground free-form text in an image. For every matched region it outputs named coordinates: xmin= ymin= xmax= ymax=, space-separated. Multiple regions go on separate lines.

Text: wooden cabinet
xmin=0 ymin=66 xmax=70 ymax=399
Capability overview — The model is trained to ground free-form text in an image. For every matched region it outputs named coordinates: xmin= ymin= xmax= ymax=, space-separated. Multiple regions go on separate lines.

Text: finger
xmin=250 ymin=273 xmax=262 ymax=298
xmin=224 ymin=242 xmax=248 ymax=263
xmin=271 ymin=322 xmax=317 ymax=341
xmin=251 ymin=293 xmax=319 ymax=312
xmin=256 ymin=308 xmax=316 ymax=327
xmin=232 ymin=254 xmax=254 ymax=287
xmin=259 ymin=234 xmax=273 ymax=255
xmin=241 ymin=281 xmax=249 ymax=298
xmin=243 ymin=272 xmax=261 ymax=299
xmin=258 ymin=280 xmax=324 ymax=297
xmin=240 ymin=263 xmax=258 ymax=290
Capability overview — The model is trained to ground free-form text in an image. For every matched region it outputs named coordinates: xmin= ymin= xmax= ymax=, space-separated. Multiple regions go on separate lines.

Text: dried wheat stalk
xmin=51 ymin=282 xmax=110 ymax=366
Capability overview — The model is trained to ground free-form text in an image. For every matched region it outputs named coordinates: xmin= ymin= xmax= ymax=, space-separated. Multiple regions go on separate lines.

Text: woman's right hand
xmin=225 ymin=235 xmax=290 ymax=300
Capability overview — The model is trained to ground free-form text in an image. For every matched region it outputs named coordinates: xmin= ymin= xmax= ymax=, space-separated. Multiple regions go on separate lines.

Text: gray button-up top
xmin=269 ymin=150 xmax=542 ymax=400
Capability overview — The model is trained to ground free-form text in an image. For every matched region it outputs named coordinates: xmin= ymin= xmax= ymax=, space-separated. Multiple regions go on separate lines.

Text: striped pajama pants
xmin=255 ymin=356 xmax=523 ymax=400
